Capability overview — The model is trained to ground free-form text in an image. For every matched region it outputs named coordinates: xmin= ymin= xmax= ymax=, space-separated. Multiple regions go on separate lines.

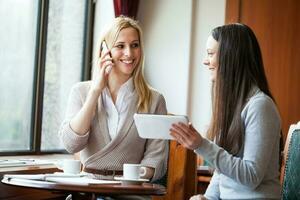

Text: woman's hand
xmin=91 ymin=51 xmax=114 ymax=94
xmin=190 ymin=194 xmax=207 ymax=200
xmin=170 ymin=122 xmax=203 ymax=150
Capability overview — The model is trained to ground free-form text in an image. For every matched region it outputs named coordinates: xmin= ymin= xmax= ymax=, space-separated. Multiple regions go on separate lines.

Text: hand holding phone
xmin=92 ymin=40 xmax=113 ymax=93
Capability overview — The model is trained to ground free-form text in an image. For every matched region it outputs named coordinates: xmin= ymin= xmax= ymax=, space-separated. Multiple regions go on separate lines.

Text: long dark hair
xmin=207 ymin=23 xmax=274 ymax=155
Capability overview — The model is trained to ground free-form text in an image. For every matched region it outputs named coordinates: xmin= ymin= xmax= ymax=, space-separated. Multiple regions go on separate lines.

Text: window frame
xmin=0 ymin=0 xmax=95 ymax=156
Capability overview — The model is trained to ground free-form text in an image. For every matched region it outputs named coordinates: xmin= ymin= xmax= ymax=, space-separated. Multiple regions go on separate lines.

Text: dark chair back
xmin=281 ymin=127 xmax=300 ymax=200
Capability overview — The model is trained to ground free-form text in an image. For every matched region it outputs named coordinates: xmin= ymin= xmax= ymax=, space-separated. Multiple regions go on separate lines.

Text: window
xmin=0 ymin=0 xmax=38 ymax=152
xmin=41 ymin=0 xmax=87 ymax=151
xmin=0 ymin=0 xmax=93 ymax=154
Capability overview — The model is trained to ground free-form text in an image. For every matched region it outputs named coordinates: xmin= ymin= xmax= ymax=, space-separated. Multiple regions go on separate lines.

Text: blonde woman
xmin=59 ymin=16 xmax=168 ymax=186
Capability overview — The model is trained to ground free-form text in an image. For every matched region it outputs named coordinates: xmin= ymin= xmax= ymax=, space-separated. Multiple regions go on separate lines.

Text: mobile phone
xmin=100 ymin=40 xmax=112 ymax=58
xmin=100 ymin=40 xmax=113 ymax=74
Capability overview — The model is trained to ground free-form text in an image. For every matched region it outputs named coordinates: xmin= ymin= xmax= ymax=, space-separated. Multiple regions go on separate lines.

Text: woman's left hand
xmin=170 ymin=122 xmax=203 ymax=150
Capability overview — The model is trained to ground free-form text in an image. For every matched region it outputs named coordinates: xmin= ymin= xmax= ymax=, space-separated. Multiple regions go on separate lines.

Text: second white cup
xmin=123 ymin=163 xmax=146 ymax=180
xmin=57 ymin=159 xmax=81 ymax=174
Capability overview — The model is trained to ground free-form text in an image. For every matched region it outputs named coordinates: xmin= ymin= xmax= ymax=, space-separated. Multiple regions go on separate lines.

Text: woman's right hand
xmin=170 ymin=122 xmax=203 ymax=150
xmin=91 ymin=51 xmax=114 ymax=94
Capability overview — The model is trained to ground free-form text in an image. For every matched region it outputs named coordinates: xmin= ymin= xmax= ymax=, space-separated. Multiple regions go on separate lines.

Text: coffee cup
xmin=56 ymin=159 xmax=81 ymax=174
xmin=123 ymin=163 xmax=146 ymax=180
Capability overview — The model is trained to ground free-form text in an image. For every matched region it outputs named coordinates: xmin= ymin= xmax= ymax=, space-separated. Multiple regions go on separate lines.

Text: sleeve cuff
xmin=194 ymin=138 xmax=219 ymax=167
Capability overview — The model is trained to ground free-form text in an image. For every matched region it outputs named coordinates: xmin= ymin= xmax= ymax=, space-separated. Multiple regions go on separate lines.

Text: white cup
xmin=56 ymin=159 xmax=81 ymax=174
xmin=123 ymin=163 xmax=146 ymax=180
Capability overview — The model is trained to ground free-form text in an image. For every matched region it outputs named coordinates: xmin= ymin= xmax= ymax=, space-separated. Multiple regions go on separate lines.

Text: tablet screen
xmin=133 ymin=114 xmax=188 ymax=140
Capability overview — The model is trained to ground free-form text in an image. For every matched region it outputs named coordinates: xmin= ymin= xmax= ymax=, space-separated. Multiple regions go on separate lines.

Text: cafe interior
xmin=0 ymin=0 xmax=299 ymax=199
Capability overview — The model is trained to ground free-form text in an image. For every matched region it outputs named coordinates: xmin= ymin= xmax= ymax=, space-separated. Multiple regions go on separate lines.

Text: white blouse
xmin=102 ymin=78 xmax=135 ymax=140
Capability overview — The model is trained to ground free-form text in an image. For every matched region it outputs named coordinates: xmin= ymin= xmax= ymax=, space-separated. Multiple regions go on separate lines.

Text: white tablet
xmin=133 ymin=114 xmax=188 ymax=140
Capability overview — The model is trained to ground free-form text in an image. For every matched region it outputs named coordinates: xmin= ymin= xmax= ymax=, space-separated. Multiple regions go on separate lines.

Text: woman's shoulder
xmin=148 ymin=87 xmax=167 ymax=113
xmin=243 ymin=89 xmax=281 ymax=123
xmin=149 ymin=87 xmax=162 ymax=96
xmin=71 ymin=81 xmax=91 ymax=91
xmin=149 ymin=87 xmax=165 ymax=101
xmin=246 ymin=90 xmax=276 ymax=109
xmin=70 ymin=81 xmax=92 ymax=97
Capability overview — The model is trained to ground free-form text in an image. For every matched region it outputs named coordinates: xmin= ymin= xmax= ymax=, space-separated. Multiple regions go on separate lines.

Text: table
xmin=2 ymin=176 xmax=166 ymax=200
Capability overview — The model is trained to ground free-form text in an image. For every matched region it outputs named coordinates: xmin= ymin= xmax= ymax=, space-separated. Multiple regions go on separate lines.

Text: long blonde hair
xmin=93 ymin=16 xmax=152 ymax=113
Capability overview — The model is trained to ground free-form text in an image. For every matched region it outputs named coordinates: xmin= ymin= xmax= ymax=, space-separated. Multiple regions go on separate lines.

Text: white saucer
xmin=114 ymin=176 xmax=149 ymax=185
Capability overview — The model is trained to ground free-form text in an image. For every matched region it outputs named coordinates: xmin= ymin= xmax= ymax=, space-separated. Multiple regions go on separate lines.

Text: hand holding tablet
xmin=133 ymin=114 xmax=188 ymax=140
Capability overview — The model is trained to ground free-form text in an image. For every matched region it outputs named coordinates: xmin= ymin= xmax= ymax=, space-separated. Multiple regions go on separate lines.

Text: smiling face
xmin=203 ymin=35 xmax=219 ymax=81
xmin=110 ymin=27 xmax=141 ymax=79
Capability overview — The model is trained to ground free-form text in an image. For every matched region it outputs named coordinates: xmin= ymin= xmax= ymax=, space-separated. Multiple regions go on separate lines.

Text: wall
xmin=226 ymin=0 xmax=300 ymax=138
xmin=188 ymin=0 xmax=225 ymax=132
xmin=137 ymin=0 xmax=193 ymax=116
xmin=138 ymin=0 xmax=225 ymax=132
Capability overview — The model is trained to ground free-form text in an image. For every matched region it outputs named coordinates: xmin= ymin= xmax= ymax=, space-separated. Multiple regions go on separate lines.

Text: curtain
xmin=113 ymin=0 xmax=140 ymax=19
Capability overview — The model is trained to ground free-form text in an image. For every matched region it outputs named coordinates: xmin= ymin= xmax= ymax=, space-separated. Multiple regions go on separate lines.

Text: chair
xmin=280 ymin=125 xmax=300 ymax=200
xmin=196 ymin=158 xmax=213 ymax=195
xmin=152 ymin=140 xmax=197 ymax=200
